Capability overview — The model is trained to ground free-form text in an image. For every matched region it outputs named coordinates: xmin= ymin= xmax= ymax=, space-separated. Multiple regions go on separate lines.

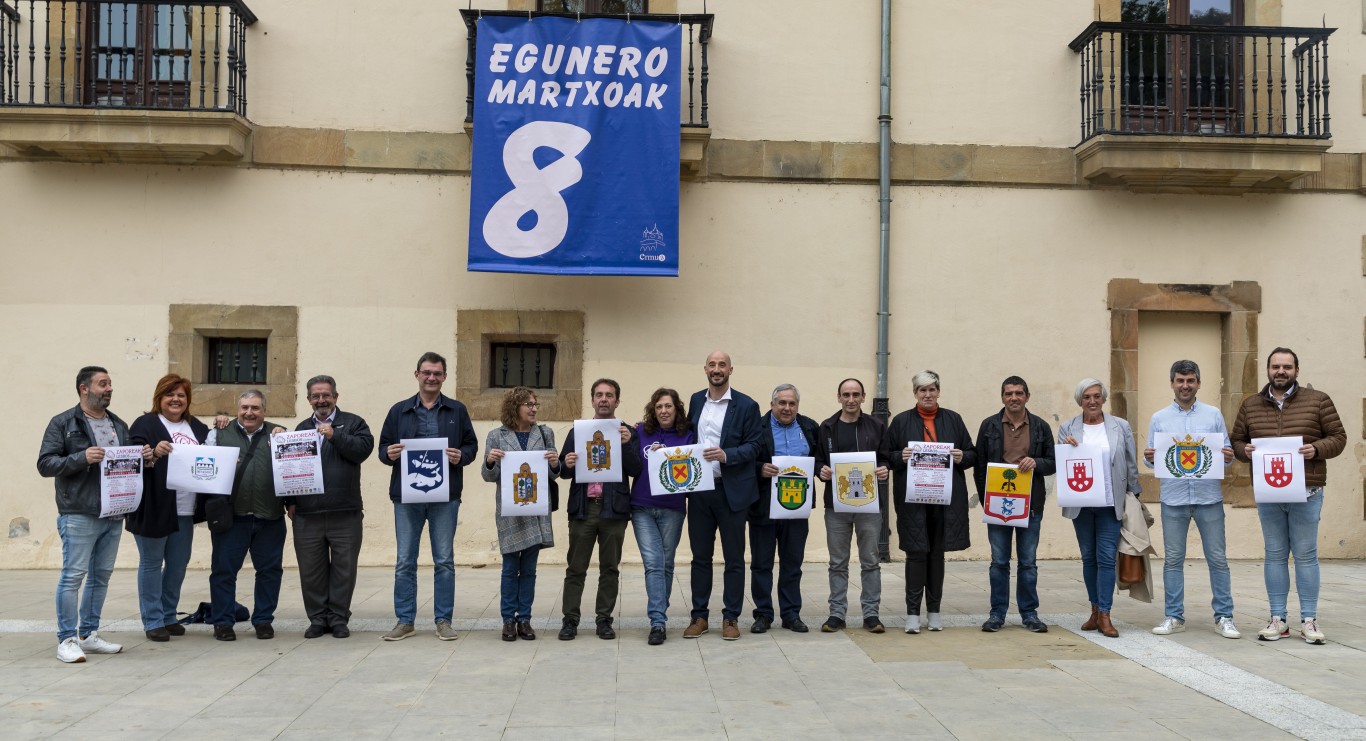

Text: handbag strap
xmin=229 ymin=429 xmax=265 ymax=499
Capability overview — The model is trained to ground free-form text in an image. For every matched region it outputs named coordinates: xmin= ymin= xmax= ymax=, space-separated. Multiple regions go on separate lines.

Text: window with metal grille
xmin=489 ymin=342 xmax=556 ymax=389
xmin=207 ymin=337 xmax=268 ymax=384
xmin=538 ymin=1 xmax=648 ymax=13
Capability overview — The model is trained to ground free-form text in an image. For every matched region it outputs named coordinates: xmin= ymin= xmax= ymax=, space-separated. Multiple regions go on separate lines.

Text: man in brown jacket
xmin=1231 ymin=347 xmax=1346 ymax=645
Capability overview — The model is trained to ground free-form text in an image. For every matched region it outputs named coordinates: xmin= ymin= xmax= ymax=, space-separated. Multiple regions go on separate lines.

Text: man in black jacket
xmin=557 ymin=379 xmax=642 ymax=640
xmin=973 ymin=376 xmax=1056 ymax=634
xmin=290 ymin=375 xmax=374 ymax=639
xmin=751 ymin=383 xmax=819 ymax=633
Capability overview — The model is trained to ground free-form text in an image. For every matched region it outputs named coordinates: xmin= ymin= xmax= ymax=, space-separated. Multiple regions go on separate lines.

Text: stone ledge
xmin=1075 ymin=134 xmax=1333 ymax=194
xmin=0 ymin=107 xmax=251 ymax=164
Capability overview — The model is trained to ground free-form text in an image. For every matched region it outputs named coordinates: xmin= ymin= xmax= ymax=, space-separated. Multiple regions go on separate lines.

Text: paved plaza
xmin=1 ymin=559 xmax=1364 ymax=740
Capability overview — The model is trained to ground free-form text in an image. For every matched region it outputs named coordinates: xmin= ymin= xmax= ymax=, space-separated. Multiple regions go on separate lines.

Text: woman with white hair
xmin=1057 ymin=377 xmax=1142 ymax=637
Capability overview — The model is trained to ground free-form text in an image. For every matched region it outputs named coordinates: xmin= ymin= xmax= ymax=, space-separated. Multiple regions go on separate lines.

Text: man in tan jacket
xmin=1231 ymin=347 xmax=1346 ymax=645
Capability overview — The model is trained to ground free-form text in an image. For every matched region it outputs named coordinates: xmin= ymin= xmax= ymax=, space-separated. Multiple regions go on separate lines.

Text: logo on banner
xmin=1263 ymin=454 xmax=1294 ymax=488
xmin=639 ymin=224 xmax=667 ymax=262
xmin=1164 ymin=434 xmax=1213 ymax=478
xmin=512 ymin=463 xmax=538 ymax=505
xmin=984 ymin=492 xmax=1030 ymax=523
xmin=192 ymin=456 xmax=218 ymax=481
xmin=406 ymin=450 xmax=444 ymax=492
xmin=659 ymin=448 xmax=702 ymax=493
xmin=587 ymin=430 xmax=612 ymax=472
xmin=1065 ymin=459 xmax=1094 ymax=492
xmin=776 ymin=467 xmax=810 ymax=511
xmin=836 ymin=465 xmax=876 ymax=508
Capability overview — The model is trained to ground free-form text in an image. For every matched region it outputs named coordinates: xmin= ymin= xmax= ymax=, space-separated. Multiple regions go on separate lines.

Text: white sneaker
xmin=926 ymin=613 xmax=943 ymax=631
xmin=904 ymin=615 xmax=921 ymax=634
xmin=78 ymin=631 xmax=122 ymax=655
xmin=1300 ymin=618 xmax=1325 ymax=645
xmin=1257 ymin=616 xmax=1289 ymax=641
xmin=1152 ymin=617 xmax=1185 ymax=635
xmin=57 ymin=637 xmax=86 ymax=663
xmin=1216 ymin=617 xmax=1241 ymax=639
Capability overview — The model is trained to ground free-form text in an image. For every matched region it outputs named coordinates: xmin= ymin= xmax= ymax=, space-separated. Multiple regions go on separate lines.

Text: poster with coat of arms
xmin=573 ymin=418 xmax=623 ymax=483
xmin=500 ymin=450 xmax=550 ymax=516
xmin=1250 ymin=436 xmax=1308 ymax=503
xmin=982 ymin=463 xmax=1032 ymax=528
xmin=830 ymin=452 xmax=879 ymax=514
xmin=1154 ymin=433 xmax=1225 ymax=480
xmin=769 ymin=455 xmax=815 ymax=520
xmin=1054 ymin=443 xmax=1109 ymax=508
xmin=646 ymin=444 xmax=714 ymax=497
xmin=166 ymin=443 xmax=239 ymax=496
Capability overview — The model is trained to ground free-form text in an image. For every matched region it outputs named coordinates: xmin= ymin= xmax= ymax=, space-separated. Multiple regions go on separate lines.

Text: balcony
xmin=459 ymin=9 xmax=713 ymax=178
xmin=1068 ymin=22 xmax=1333 ymax=193
xmin=0 ymin=0 xmax=257 ymax=164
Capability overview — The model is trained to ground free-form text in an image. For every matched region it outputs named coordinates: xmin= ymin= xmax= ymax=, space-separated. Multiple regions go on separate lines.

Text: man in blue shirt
xmin=750 ymin=384 xmax=819 ymax=633
xmin=1143 ymin=360 xmax=1238 ymax=639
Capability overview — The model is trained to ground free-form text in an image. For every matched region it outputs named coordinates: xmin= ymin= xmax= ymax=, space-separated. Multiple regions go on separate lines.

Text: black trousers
xmin=748 ymin=517 xmax=809 ymax=621
xmin=688 ymin=485 xmax=748 ymax=621
xmin=293 ymin=509 xmax=363 ymax=627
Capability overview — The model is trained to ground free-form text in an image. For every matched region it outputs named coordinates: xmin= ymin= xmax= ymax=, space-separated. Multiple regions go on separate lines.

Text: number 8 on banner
xmin=482 ymin=121 xmax=592 ymax=258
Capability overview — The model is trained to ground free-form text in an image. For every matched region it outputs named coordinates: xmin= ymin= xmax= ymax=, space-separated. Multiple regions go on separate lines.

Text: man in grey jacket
xmin=38 ymin=366 xmax=152 ymax=663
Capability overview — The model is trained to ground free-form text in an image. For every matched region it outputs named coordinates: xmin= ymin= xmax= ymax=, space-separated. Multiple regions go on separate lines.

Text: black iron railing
xmin=0 ymin=0 xmax=257 ymax=117
xmin=459 ymin=9 xmax=713 ymax=128
xmin=1068 ymin=22 xmax=1332 ymax=143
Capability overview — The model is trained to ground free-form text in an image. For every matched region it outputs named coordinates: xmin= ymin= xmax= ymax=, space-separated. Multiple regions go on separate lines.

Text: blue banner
xmin=469 ymin=16 xmax=681 ymax=276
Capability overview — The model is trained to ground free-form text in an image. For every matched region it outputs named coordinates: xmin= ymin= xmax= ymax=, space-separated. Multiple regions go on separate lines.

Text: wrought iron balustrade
xmin=1 ymin=0 xmax=257 ymax=116
xmin=1068 ymin=22 xmax=1332 ymax=144
xmin=459 ymin=9 xmax=713 ymax=128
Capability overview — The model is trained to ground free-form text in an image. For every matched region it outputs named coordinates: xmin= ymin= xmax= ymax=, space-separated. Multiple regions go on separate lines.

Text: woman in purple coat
xmin=631 ymin=388 xmax=696 ymax=646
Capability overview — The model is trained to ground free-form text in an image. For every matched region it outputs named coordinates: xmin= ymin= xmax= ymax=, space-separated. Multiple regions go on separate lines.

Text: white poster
xmin=399 ymin=438 xmax=450 ymax=503
xmin=905 ymin=441 xmax=953 ymax=505
xmin=573 ymin=418 xmax=622 ymax=484
xmin=271 ymin=430 xmax=325 ymax=497
xmin=646 ymin=444 xmax=715 ymax=497
xmin=831 ymin=451 xmax=879 ymax=514
xmin=769 ymin=455 xmax=815 ymax=520
xmin=1055 ymin=443 xmax=1110 ymax=508
xmin=99 ymin=445 xmax=144 ymax=518
xmin=982 ymin=463 xmax=1032 ymax=528
xmin=500 ymin=450 xmax=550 ymax=517
xmin=1251 ymin=436 xmax=1308 ymax=503
xmin=166 ymin=443 xmax=239 ymax=496
xmin=1154 ymin=432 xmax=1226 ymax=480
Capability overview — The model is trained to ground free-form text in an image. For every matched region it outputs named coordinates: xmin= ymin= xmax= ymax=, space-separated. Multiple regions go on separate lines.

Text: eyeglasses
xmin=521 ymin=402 xmax=540 ymax=409
xmin=307 ymin=394 xmax=334 ymax=401
xmin=418 ymin=370 xmax=446 ymax=378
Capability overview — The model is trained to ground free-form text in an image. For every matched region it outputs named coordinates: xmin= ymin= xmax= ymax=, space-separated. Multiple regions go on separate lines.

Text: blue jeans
xmin=133 ymin=515 xmax=195 ymax=630
xmin=1160 ymin=502 xmax=1233 ymax=622
xmin=393 ymin=499 xmax=460 ymax=625
xmin=632 ymin=507 xmax=686 ymax=627
xmin=210 ymin=515 xmax=287 ymax=626
xmin=55 ymin=514 xmax=123 ymax=641
xmin=1257 ymin=487 xmax=1323 ymax=619
xmin=500 ymin=545 xmax=541 ymax=622
xmin=1071 ymin=506 xmax=1122 ymax=612
xmin=987 ymin=510 xmax=1043 ymax=621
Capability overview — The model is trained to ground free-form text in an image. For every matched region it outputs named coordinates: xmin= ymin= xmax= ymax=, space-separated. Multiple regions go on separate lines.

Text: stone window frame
xmin=1107 ymin=279 xmax=1261 ymax=506
xmin=168 ymin=304 xmax=299 ymax=419
xmin=455 ymin=309 xmax=583 ymax=422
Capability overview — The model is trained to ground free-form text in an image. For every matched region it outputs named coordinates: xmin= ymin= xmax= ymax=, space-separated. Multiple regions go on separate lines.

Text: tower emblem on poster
xmin=836 ymin=465 xmax=876 ymax=508
xmin=587 ymin=430 xmax=612 ymax=472
xmin=1263 ymin=454 xmax=1293 ymax=488
xmin=1065 ymin=459 xmax=1094 ymax=491
xmin=1164 ymin=434 xmax=1213 ymax=478
xmin=512 ymin=463 xmax=538 ymax=505
xmin=659 ymin=448 xmax=702 ymax=493
xmin=776 ymin=467 xmax=810 ymax=511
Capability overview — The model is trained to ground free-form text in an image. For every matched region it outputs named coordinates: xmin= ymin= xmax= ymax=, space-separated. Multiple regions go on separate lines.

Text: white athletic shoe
xmin=1257 ymin=616 xmax=1289 ymax=641
xmin=904 ymin=615 xmax=921 ymax=634
xmin=78 ymin=632 xmax=122 ymax=655
xmin=926 ymin=613 xmax=943 ymax=631
xmin=1300 ymin=618 xmax=1325 ymax=645
xmin=57 ymin=637 xmax=86 ymax=663
xmin=1216 ymin=617 xmax=1241 ymax=639
xmin=1152 ymin=617 xmax=1185 ymax=635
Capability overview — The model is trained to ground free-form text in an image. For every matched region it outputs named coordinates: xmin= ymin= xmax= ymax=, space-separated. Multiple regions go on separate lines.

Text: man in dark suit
xmin=751 ymin=383 xmax=819 ymax=633
xmin=684 ymin=351 xmax=764 ymax=641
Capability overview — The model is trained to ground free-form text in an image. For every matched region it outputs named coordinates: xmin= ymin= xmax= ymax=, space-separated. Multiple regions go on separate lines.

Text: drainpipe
xmin=874 ymin=0 xmax=893 ymax=561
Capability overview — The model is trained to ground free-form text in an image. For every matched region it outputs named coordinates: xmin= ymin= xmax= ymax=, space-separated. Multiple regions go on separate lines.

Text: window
xmin=86 ymin=3 xmax=193 ymax=107
xmin=538 ymin=1 xmax=648 ymax=13
xmin=489 ymin=342 xmax=557 ymax=389
xmin=455 ymin=309 xmax=583 ymax=420
xmin=1121 ymin=0 xmax=1244 ymax=132
xmin=206 ymin=337 xmax=268 ymax=384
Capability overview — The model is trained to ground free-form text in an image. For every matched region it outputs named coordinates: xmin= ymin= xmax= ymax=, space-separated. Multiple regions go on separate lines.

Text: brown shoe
xmin=1080 ymin=604 xmax=1100 ymax=632
xmin=1098 ymin=611 xmax=1119 ymax=638
xmin=682 ymin=617 xmax=709 ymax=639
xmin=163 ymin=623 xmax=185 ymax=637
xmin=501 ymin=622 xmax=517 ymax=642
xmin=516 ymin=621 xmax=536 ymax=640
xmin=722 ymin=619 xmax=741 ymax=641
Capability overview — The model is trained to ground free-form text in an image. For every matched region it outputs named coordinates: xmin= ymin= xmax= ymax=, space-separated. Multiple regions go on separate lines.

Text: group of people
xmin=37 ymin=347 xmax=1344 ymax=663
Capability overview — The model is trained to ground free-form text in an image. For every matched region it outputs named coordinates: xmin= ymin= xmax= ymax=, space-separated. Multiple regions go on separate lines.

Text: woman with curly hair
xmin=630 ymin=388 xmax=696 ymax=645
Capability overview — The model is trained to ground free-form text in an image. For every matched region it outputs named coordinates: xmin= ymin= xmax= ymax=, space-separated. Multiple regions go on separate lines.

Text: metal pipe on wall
xmin=873 ymin=0 xmax=892 ymax=420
